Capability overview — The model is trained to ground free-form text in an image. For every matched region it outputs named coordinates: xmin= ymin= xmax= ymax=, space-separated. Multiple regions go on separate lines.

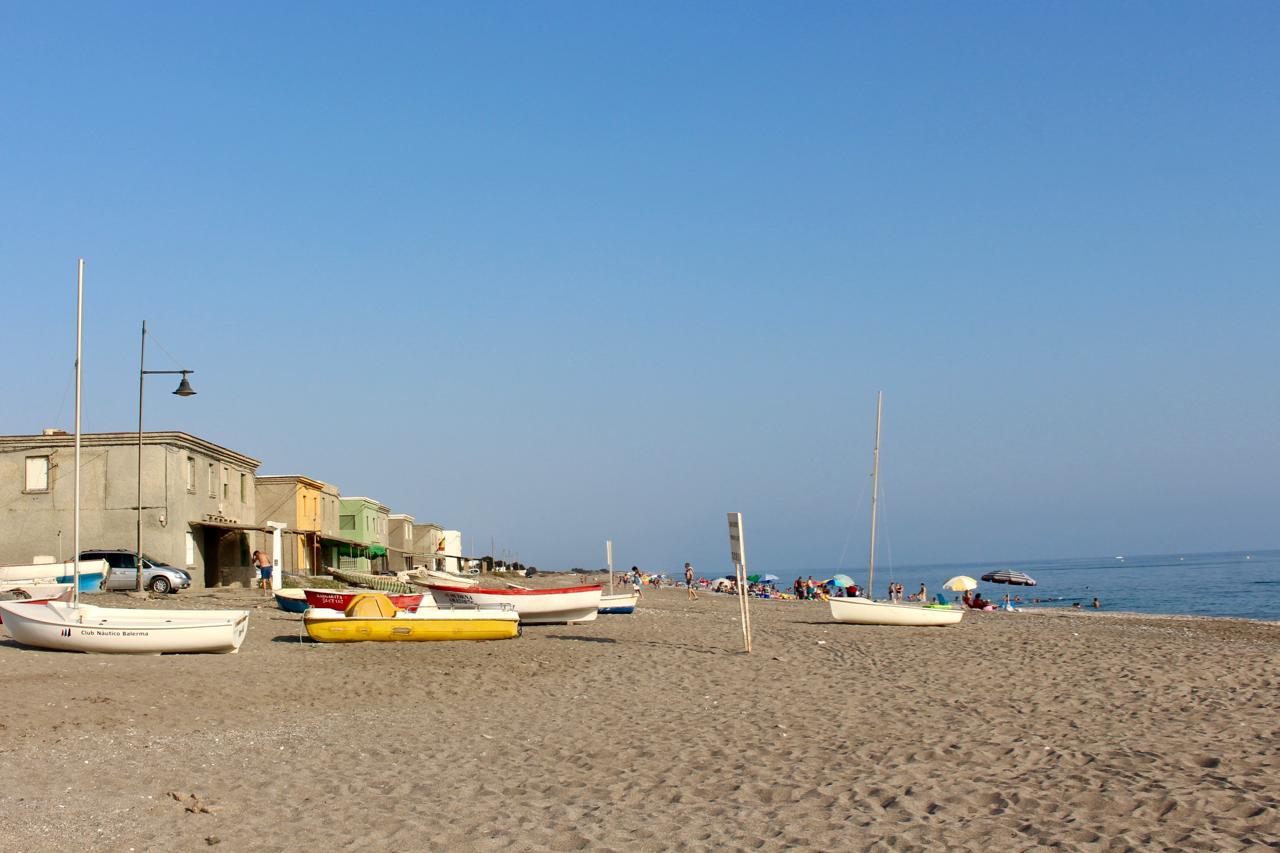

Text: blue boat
xmin=598 ymin=592 xmax=639 ymax=614
xmin=274 ymin=589 xmax=309 ymax=613
xmin=0 ymin=560 xmax=107 ymax=595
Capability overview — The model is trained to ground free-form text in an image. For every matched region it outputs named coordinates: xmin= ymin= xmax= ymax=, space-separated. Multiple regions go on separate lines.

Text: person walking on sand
xmin=918 ymin=583 xmax=927 ymax=604
xmin=685 ymin=563 xmax=698 ymax=600
xmin=252 ymin=550 xmax=273 ymax=596
xmin=631 ymin=566 xmax=643 ymax=599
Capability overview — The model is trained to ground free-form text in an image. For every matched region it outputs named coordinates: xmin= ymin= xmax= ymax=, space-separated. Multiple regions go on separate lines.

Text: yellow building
xmin=254 ymin=475 xmax=342 ymax=576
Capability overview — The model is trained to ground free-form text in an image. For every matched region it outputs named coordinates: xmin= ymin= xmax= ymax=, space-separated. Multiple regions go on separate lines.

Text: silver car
xmin=80 ymin=550 xmax=193 ymax=594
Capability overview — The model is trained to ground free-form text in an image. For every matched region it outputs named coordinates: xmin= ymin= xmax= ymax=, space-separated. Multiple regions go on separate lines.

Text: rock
xmin=206 ymin=836 xmax=221 ymax=845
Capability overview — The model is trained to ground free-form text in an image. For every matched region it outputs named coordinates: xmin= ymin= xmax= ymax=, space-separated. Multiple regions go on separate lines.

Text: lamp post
xmin=137 ymin=320 xmax=196 ymax=593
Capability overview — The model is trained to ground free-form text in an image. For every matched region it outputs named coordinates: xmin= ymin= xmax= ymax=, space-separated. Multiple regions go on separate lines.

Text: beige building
xmin=254 ymin=476 xmax=343 ymax=576
xmin=0 ymin=431 xmax=262 ymax=588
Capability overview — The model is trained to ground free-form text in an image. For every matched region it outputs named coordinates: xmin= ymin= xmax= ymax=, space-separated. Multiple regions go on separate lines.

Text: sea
xmin=699 ymin=550 xmax=1280 ymax=622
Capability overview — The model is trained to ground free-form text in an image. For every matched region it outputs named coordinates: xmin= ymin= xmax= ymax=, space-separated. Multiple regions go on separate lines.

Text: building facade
xmin=254 ymin=475 xmax=344 ymax=576
xmin=0 ymin=431 xmax=262 ymax=589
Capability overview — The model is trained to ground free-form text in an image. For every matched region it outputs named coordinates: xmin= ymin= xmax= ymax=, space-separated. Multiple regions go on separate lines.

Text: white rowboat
xmin=0 ymin=600 xmax=249 ymax=654
xmin=829 ymin=597 xmax=963 ymax=627
xmin=425 ymin=583 xmax=602 ymax=624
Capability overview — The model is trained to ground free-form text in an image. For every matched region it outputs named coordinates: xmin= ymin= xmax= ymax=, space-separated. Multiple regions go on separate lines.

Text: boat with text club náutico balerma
xmin=0 ymin=261 xmax=251 ymax=655
xmin=828 ymin=393 xmax=963 ymax=628
xmin=425 ymin=583 xmax=602 ymax=624
xmin=303 ymin=593 xmax=519 ymax=643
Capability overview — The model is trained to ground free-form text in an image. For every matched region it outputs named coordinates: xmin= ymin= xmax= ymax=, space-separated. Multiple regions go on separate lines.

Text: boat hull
xmin=598 ymin=592 xmax=639 ymax=614
xmin=303 ymin=608 xmax=519 ymax=642
xmin=0 ymin=601 xmax=250 ymax=653
xmin=0 ymin=560 xmax=108 ymax=594
xmin=425 ymin=584 xmax=602 ymax=624
xmin=302 ymin=588 xmax=429 ymax=611
xmin=829 ymin=597 xmax=964 ymax=627
xmin=274 ymin=589 xmax=309 ymax=613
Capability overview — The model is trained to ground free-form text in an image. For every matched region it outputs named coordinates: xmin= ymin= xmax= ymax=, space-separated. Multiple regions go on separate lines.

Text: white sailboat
xmin=828 ymin=393 xmax=963 ymax=628
xmin=0 ymin=261 xmax=250 ymax=654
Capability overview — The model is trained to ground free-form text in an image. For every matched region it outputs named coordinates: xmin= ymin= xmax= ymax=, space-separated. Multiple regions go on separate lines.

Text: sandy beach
xmin=1 ymin=585 xmax=1277 ymax=852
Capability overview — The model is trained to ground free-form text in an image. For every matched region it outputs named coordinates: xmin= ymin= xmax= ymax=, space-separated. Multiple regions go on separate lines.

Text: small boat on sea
xmin=0 ymin=600 xmax=249 ymax=654
xmin=303 ymin=593 xmax=519 ymax=643
xmin=598 ymin=592 xmax=639 ymax=614
xmin=829 ymin=393 xmax=963 ymax=629
xmin=425 ymin=583 xmax=602 ymax=624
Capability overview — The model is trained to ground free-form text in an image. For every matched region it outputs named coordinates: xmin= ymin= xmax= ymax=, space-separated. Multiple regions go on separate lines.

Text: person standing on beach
xmin=918 ymin=583 xmax=927 ymax=603
xmin=685 ymin=563 xmax=698 ymax=600
xmin=631 ymin=566 xmax=643 ymax=599
xmin=253 ymin=550 xmax=273 ymax=596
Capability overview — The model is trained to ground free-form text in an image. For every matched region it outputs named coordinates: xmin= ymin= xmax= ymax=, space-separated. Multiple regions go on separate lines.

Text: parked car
xmin=79 ymin=550 xmax=193 ymax=594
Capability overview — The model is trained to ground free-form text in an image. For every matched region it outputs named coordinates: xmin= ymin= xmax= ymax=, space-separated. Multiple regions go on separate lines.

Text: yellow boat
xmin=303 ymin=593 xmax=520 ymax=643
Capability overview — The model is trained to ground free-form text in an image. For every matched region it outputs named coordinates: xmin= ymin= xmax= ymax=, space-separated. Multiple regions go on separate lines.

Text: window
xmin=222 ymin=467 xmax=229 ymax=499
xmin=340 ymin=514 xmax=355 ymax=531
xmin=185 ymin=531 xmax=195 ymax=566
xmin=240 ymin=473 xmax=246 ymax=503
xmin=24 ymin=456 xmax=50 ymax=492
xmin=186 ymin=457 xmax=196 ymax=492
xmin=208 ymin=463 xmax=215 ymax=496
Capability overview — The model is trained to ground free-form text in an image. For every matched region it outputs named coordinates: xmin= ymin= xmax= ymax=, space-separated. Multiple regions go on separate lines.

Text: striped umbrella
xmin=980 ymin=570 xmax=1038 ymax=586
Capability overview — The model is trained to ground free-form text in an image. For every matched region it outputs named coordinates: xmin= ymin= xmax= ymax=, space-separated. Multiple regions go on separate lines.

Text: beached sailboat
xmin=829 ymin=393 xmax=963 ymax=628
xmin=598 ymin=592 xmax=639 ymax=614
xmin=0 ymin=262 xmax=250 ymax=654
xmin=303 ymin=593 xmax=519 ymax=643
xmin=425 ymin=583 xmax=602 ymax=624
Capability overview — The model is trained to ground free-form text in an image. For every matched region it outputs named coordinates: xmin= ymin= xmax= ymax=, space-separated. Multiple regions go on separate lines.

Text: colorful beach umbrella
xmin=943 ymin=576 xmax=978 ymax=591
xmin=831 ymin=574 xmax=855 ymax=588
xmin=980 ymin=570 xmax=1037 ymax=586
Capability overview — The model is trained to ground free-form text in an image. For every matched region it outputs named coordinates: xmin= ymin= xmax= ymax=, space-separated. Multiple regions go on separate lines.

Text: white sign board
xmin=727 ymin=512 xmax=745 ymax=566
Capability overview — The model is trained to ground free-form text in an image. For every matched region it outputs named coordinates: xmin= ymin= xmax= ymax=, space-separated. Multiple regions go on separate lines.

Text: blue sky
xmin=2 ymin=2 xmax=1277 ymax=573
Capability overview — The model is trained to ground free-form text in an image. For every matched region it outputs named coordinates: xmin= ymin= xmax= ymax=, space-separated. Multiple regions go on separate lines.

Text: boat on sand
xmin=425 ymin=583 xmax=602 ymax=624
xmin=303 ymin=588 xmax=429 ymax=611
xmin=303 ymin=593 xmax=518 ymax=643
xmin=0 ymin=600 xmax=249 ymax=654
xmin=598 ymin=592 xmax=639 ymax=614
xmin=829 ymin=393 xmax=963 ymax=629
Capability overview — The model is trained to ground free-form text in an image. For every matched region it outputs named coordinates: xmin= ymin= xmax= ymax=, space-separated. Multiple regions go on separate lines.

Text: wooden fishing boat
xmin=0 ymin=600 xmax=250 ymax=654
xmin=328 ymin=567 xmax=417 ymax=594
xmin=425 ymin=583 xmax=602 ymax=624
xmin=598 ymin=592 xmax=639 ymax=614
xmin=404 ymin=569 xmax=480 ymax=589
xmin=274 ymin=589 xmax=309 ymax=613
xmin=303 ymin=593 xmax=518 ymax=643
xmin=302 ymin=588 xmax=429 ymax=611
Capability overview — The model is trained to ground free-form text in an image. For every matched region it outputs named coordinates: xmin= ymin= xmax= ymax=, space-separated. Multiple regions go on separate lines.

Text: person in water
xmin=1092 ymin=598 xmax=1101 ymax=608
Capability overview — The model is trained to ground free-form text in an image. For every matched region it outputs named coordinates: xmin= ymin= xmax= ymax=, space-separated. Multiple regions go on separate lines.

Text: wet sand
xmin=1 ymin=586 xmax=1277 ymax=852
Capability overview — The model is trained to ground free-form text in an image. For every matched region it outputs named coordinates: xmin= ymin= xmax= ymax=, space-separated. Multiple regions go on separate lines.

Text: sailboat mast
xmin=72 ymin=260 xmax=84 ymax=608
xmin=867 ymin=391 xmax=882 ymax=599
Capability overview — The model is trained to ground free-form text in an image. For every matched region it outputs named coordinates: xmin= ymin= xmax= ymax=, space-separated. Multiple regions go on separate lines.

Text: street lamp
xmin=136 ymin=320 xmax=196 ymax=593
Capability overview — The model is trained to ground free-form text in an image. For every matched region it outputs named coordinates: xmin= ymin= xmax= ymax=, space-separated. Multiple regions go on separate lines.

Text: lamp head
xmin=172 ymin=373 xmax=196 ymax=397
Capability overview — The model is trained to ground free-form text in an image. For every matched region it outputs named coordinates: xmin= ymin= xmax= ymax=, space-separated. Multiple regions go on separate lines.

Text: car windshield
xmin=141 ymin=554 xmax=173 ymax=569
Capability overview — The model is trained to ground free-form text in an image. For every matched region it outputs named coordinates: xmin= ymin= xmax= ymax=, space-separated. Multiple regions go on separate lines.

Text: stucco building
xmin=0 ymin=431 xmax=265 ymax=588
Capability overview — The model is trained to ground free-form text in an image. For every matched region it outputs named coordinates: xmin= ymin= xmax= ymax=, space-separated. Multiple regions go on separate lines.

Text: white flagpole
xmin=607 ymin=540 xmax=614 ymax=595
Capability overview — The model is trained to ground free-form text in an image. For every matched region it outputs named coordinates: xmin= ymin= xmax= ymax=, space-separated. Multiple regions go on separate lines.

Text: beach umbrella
xmin=943 ymin=576 xmax=978 ymax=591
xmin=760 ymin=574 xmax=779 ymax=582
xmin=747 ymin=575 xmax=761 ymax=582
xmin=831 ymin=574 xmax=855 ymax=588
xmin=980 ymin=570 xmax=1037 ymax=586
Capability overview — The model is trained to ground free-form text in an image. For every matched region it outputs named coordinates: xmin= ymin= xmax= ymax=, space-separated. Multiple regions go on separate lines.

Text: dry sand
xmin=1 ymin=584 xmax=1277 ymax=852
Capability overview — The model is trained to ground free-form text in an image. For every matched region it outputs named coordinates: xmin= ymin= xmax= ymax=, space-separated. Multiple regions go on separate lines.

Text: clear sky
xmin=3 ymin=2 xmax=1277 ymax=574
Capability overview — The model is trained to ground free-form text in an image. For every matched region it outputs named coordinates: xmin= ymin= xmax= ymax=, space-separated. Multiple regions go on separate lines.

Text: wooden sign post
xmin=728 ymin=512 xmax=753 ymax=653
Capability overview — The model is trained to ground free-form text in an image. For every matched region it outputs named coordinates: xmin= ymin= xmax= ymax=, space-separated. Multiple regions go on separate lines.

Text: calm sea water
xmin=691 ymin=550 xmax=1280 ymax=621
xmin=817 ymin=550 xmax=1280 ymax=622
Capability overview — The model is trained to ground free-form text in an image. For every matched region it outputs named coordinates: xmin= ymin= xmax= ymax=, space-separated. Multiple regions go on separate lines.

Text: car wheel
xmin=149 ymin=576 xmax=172 ymax=594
